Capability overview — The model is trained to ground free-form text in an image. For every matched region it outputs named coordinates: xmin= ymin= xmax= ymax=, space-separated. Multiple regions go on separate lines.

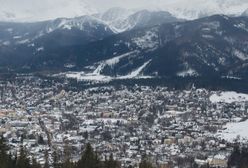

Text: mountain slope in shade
xmin=0 ymin=16 xmax=114 ymax=69
xmin=0 ymin=9 xmax=177 ymax=48
xmin=1 ymin=15 xmax=248 ymax=82
xmin=0 ymin=15 xmax=114 ymax=47
xmin=67 ymin=15 xmax=248 ymax=80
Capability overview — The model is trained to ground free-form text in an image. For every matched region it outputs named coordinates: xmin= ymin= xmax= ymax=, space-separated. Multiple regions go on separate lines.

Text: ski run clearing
xmin=65 ymin=59 xmax=152 ymax=82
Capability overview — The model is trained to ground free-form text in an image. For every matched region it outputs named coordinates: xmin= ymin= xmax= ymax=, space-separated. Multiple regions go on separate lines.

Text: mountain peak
xmin=98 ymin=7 xmax=134 ymax=23
xmin=242 ymin=9 xmax=248 ymax=16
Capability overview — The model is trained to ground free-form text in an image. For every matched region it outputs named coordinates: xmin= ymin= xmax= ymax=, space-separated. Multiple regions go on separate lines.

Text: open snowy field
xmin=209 ymin=91 xmax=248 ymax=103
xmin=216 ymin=120 xmax=248 ymax=142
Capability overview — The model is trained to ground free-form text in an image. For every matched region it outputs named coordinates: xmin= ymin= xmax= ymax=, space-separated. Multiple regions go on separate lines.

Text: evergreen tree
xmin=32 ymin=157 xmax=42 ymax=168
xmin=0 ymin=137 xmax=10 ymax=168
xmin=139 ymin=155 xmax=154 ymax=168
xmin=62 ymin=141 xmax=74 ymax=168
xmin=104 ymin=153 xmax=120 ymax=168
xmin=13 ymin=152 xmax=18 ymax=168
xmin=228 ymin=146 xmax=248 ymax=168
xmin=0 ymin=137 xmax=44 ymax=168
xmin=77 ymin=143 xmax=100 ymax=168
xmin=52 ymin=149 xmax=60 ymax=168
xmin=0 ymin=137 xmax=17 ymax=168
xmin=83 ymin=132 xmax=88 ymax=140
xmin=44 ymin=150 xmax=50 ymax=168
xmin=16 ymin=145 xmax=31 ymax=168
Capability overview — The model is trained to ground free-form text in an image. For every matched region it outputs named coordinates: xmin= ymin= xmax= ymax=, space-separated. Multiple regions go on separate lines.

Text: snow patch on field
xmin=132 ymin=30 xmax=159 ymax=50
xmin=233 ymin=49 xmax=248 ymax=61
xmin=36 ymin=47 xmax=44 ymax=52
xmin=234 ymin=23 xmax=248 ymax=32
xmin=2 ymin=41 xmax=10 ymax=46
xmin=66 ymin=72 xmax=112 ymax=82
xmin=84 ymin=118 xmax=128 ymax=125
xmin=216 ymin=120 xmax=248 ymax=142
xmin=177 ymin=68 xmax=199 ymax=77
xmin=203 ymin=21 xmax=220 ymax=30
xmin=16 ymin=39 xmax=30 ymax=44
xmin=221 ymin=76 xmax=242 ymax=80
xmin=202 ymin=34 xmax=214 ymax=39
xmin=209 ymin=91 xmax=248 ymax=103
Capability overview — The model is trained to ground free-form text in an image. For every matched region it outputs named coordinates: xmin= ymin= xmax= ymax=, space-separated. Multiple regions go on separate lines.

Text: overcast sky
xmin=0 ymin=0 xmax=247 ymax=21
xmin=87 ymin=0 xmax=167 ymax=10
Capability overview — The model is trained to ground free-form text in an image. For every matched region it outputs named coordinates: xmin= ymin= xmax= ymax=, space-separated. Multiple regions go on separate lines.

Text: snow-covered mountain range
xmin=1 ymin=1 xmax=248 ymax=83
xmin=1 ymin=13 xmax=248 ymax=82
xmin=58 ymin=15 xmax=248 ymax=81
xmin=96 ymin=8 xmax=179 ymax=33
xmin=0 ymin=0 xmax=247 ymax=22
xmin=0 ymin=8 xmax=180 ymax=49
xmin=160 ymin=0 xmax=248 ymax=20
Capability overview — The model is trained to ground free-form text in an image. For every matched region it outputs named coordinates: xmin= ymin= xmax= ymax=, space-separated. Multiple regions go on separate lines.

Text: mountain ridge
xmin=1 ymin=14 xmax=248 ymax=83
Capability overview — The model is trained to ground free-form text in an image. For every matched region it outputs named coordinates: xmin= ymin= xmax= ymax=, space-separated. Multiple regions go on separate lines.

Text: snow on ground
xmin=118 ymin=60 xmax=152 ymax=79
xmin=132 ymin=29 xmax=159 ymax=50
xmin=98 ymin=8 xmax=136 ymax=33
xmin=64 ymin=59 xmax=152 ymax=82
xmin=202 ymin=34 xmax=214 ymax=39
xmin=16 ymin=39 xmax=30 ymax=44
xmin=91 ymin=51 xmax=137 ymax=75
xmin=221 ymin=76 xmax=242 ymax=80
xmin=160 ymin=0 xmax=248 ymax=20
xmin=105 ymin=51 xmax=137 ymax=67
xmin=2 ymin=41 xmax=10 ymax=46
xmin=234 ymin=23 xmax=248 ymax=32
xmin=209 ymin=91 xmax=248 ymax=103
xmin=233 ymin=49 xmax=248 ymax=61
xmin=64 ymin=52 xmax=151 ymax=82
xmin=36 ymin=47 xmax=44 ymax=52
xmin=93 ymin=63 xmax=105 ymax=75
xmin=216 ymin=120 xmax=248 ymax=142
xmin=95 ymin=118 xmax=128 ymax=124
xmin=177 ymin=68 xmax=199 ymax=77
xmin=65 ymin=72 xmax=112 ymax=82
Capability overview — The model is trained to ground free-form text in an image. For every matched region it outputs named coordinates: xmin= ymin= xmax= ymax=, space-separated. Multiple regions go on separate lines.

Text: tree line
xmin=228 ymin=146 xmax=248 ymax=168
xmin=0 ymin=138 xmax=154 ymax=168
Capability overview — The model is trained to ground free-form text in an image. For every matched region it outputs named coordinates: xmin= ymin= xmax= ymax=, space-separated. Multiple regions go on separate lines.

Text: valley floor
xmin=0 ymin=74 xmax=248 ymax=167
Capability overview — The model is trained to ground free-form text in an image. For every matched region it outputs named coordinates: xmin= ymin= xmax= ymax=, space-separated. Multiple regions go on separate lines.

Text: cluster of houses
xmin=0 ymin=76 xmax=247 ymax=167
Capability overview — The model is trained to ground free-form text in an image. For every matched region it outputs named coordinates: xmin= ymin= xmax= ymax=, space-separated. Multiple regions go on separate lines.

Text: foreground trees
xmin=0 ymin=137 xmax=40 ymax=168
xmin=228 ymin=146 xmax=248 ymax=168
xmin=0 ymin=137 xmax=121 ymax=168
xmin=139 ymin=155 xmax=154 ymax=168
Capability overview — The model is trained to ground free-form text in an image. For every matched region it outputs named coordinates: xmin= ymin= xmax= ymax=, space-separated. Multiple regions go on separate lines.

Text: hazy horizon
xmin=0 ymin=0 xmax=247 ymax=22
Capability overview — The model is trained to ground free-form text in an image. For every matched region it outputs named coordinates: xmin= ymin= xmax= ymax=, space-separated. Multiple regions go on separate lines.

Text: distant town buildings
xmin=0 ymin=75 xmax=247 ymax=167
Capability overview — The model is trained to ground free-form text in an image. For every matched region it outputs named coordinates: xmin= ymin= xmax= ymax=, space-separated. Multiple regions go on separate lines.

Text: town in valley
xmin=0 ymin=75 xmax=247 ymax=168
